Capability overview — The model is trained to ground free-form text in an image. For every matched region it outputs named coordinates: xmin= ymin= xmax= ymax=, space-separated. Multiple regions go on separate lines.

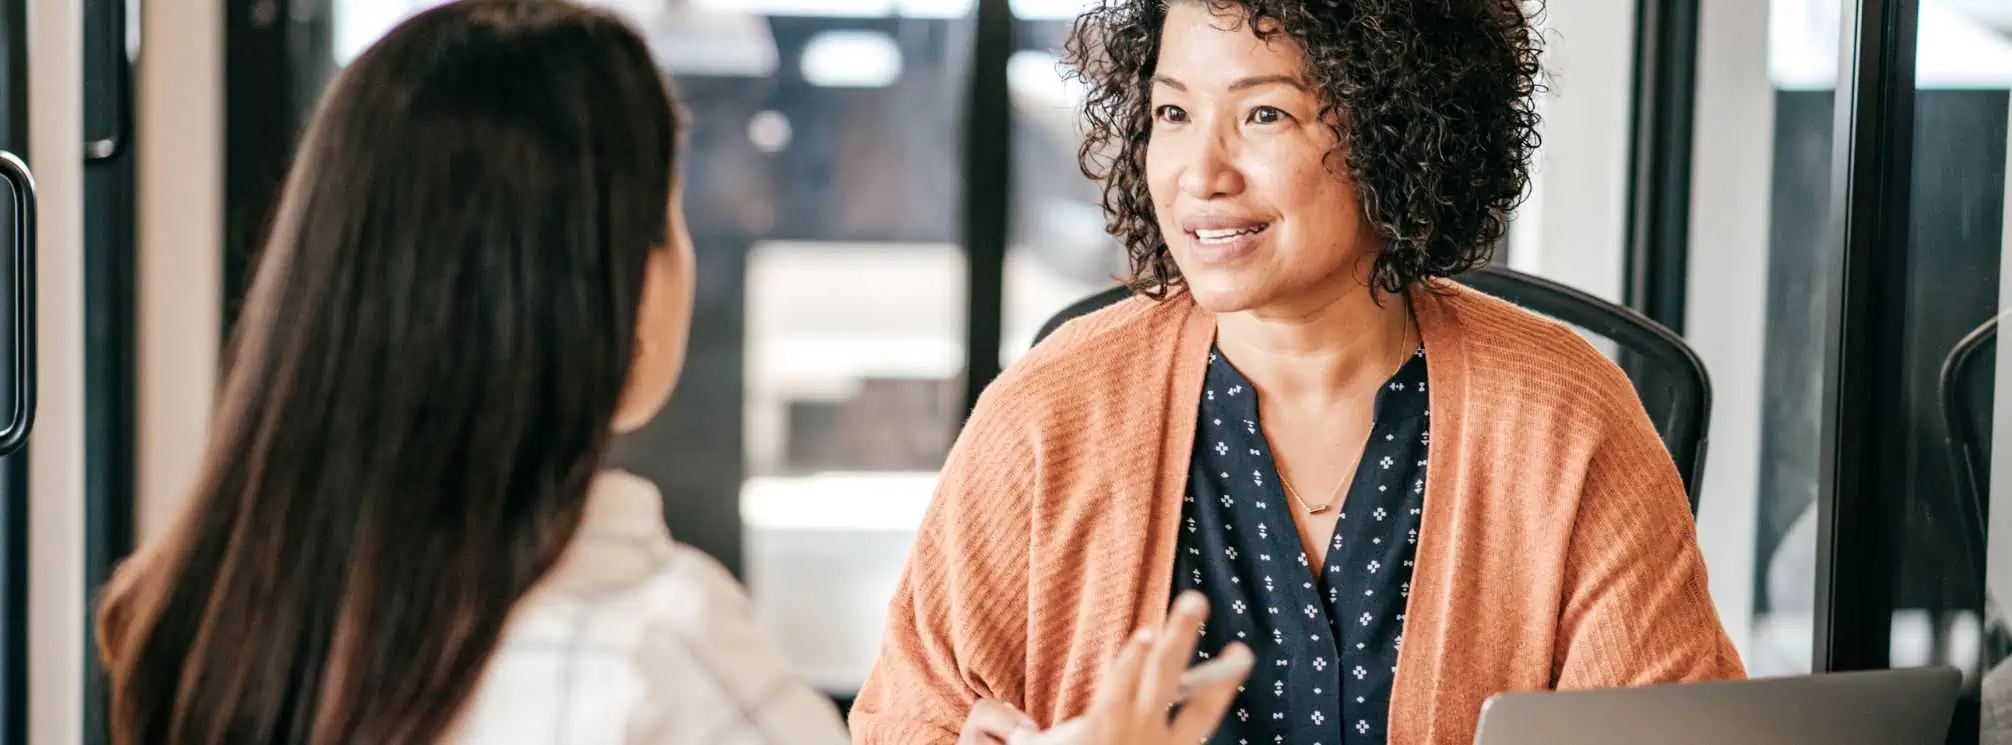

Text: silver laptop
xmin=1472 ymin=666 xmax=1962 ymax=745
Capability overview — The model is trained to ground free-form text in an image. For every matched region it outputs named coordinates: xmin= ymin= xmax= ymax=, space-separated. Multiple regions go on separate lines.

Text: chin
xmin=1180 ymin=271 xmax=1274 ymax=315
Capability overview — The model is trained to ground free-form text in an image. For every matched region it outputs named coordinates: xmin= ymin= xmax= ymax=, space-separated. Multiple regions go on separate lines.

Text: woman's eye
xmin=1154 ymin=105 xmax=1188 ymax=124
xmin=1248 ymin=106 xmax=1288 ymax=125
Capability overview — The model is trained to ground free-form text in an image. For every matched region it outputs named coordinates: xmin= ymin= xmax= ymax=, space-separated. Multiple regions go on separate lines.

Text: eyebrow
xmin=1150 ymin=74 xmax=1311 ymax=92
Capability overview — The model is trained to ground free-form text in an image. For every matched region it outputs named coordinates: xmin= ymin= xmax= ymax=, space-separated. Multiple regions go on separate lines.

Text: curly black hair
xmin=1061 ymin=0 xmax=1545 ymax=297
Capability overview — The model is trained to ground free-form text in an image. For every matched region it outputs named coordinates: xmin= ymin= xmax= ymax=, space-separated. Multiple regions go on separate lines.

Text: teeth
xmin=1195 ymin=224 xmax=1268 ymax=243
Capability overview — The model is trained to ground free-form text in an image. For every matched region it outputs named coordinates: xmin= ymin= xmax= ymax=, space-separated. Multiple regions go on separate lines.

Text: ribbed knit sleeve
xmin=1552 ymin=373 xmax=1747 ymax=688
xmin=848 ymin=378 xmax=1040 ymax=745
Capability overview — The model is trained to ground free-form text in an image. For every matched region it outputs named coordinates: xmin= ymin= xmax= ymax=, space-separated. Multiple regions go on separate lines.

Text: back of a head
xmin=96 ymin=2 xmax=681 ymax=743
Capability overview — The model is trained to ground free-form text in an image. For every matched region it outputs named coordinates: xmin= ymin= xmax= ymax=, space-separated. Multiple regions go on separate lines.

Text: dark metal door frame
xmin=958 ymin=0 xmax=1013 ymax=416
xmin=80 ymin=0 xmax=137 ymax=739
xmin=1814 ymin=0 xmax=1921 ymax=673
xmin=0 ymin=0 xmax=24 ymax=742
xmin=1623 ymin=0 xmax=1701 ymax=332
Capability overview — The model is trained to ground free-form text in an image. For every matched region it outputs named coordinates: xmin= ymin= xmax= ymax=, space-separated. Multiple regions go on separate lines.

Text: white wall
xmin=136 ymin=0 xmax=224 ymax=540
xmin=1684 ymin=0 xmax=1777 ymax=665
xmin=27 ymin=0 xmax=84 ymax=740
xmin=1510 ymin=0 xmax=1637 ymax=303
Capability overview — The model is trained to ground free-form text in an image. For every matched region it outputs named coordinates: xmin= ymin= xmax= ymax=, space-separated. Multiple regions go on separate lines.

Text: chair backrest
xmin=1029 ymin=264 xmax=1713 ymax=514
xmin=1939 ymin=316 xmax=1994 ymax=602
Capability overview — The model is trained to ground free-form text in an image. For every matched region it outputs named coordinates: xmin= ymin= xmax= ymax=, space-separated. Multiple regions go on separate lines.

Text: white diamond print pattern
xmin=1170 ymin=344 xmax=1428 ymax=745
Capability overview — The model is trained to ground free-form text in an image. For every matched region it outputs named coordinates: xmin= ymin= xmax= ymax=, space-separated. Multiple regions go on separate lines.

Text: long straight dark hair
xmin=96 ymin=2 xmax=682 ymax=743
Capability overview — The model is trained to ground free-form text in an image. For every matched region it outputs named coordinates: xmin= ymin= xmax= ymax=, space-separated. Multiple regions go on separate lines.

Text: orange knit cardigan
xmin=848 ymin=281 xmax=1745 ymax=745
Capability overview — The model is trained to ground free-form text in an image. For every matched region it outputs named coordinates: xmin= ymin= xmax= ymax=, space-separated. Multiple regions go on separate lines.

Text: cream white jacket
xmin=449 ymin=470 xmax=851 ymax=745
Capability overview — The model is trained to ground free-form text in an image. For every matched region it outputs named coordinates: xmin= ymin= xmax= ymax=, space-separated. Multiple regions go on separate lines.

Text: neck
xmin=1213 ymin=278 xmax=1413 ymax=409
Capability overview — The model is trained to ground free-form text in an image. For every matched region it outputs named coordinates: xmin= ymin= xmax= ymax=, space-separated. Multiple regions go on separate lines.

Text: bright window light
xmin=334 ymin=0 xmax=448 ymax=67
xmin=800 ymin=30 xmax=905 ymax=88
xmin=692 ymin=0 xmax=1091 ymax=20
xmin=1007 ymin=50 xmax=1085 ymax=103
xmin=1771 ymin=0 xmax=2012 ymax=89
xmin=334 ymin=0 xmax=781 ymax=75
xmin=742 ymin=472 xmax=937 ymax=532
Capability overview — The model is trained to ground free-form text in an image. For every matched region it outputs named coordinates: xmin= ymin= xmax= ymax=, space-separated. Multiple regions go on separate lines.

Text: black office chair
xmin=1030 ymin=264 xmax=1713 ymax=513
xmin=1939 ymin=316 xmax=2002 ymax=663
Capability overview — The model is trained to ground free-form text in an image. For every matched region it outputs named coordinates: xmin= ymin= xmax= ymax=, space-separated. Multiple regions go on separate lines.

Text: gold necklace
xmin=1280 ymin=475 xmax=1345 ymax=514
xmin=1272 ymin=312 xmax=1415 ymax=516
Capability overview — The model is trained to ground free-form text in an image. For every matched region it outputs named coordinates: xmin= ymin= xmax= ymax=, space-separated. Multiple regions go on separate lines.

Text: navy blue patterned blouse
xmin=1175 ymin=344 xmax=1429 ymax=745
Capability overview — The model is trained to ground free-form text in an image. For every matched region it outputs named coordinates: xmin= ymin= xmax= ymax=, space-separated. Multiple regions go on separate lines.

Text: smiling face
xmin=1145 ymin=1 xmax=1382 ymax=315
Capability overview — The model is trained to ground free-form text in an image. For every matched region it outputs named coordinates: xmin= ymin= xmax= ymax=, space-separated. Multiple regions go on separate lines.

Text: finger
xmin=1140 ymin=591 xmax=1211 ymax=711
xmin=1170 ymin=643 xmax=1253 ymax=743
xmin=959 ymin=732 xmax=1007 ymax=745
xmin=991 ymin=700 xmax=1037 ymax=731
xmin=1004 ymin=703 xmax=1037 ymax=736
xmin=966 ymin=700 xmax=1033 ymax=743
xmin=1009 ymin=718 xmax=1081 ymax=745
xmin=1093 ymin=629 xmax=1156 ymax=711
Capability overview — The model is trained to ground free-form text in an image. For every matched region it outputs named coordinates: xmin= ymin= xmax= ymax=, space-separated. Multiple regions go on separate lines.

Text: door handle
xmin=0 ymin=151 xmax=36 ymax=456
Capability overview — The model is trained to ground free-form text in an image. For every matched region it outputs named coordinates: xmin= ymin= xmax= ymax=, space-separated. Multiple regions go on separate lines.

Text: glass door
xmin=1823 ymin=0 xmax=2012 ymax=741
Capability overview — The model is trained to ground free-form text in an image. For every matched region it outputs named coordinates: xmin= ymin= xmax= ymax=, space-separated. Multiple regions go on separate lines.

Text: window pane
xmin=1904 ymin=0 xmax=2012 ymax=741
xmin=638 ymin=7 xmax=973 ymax=696
xmin=1670 ymin=0 xmax=1848 ymax=677
xmin=1000 ymin=18 xmax=1120 ymax=364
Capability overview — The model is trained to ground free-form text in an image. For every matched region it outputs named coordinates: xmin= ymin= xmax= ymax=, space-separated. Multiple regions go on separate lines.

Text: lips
xmin=1192 ymin=224 xmax=1270 ymax=244
xmin=1180 ymin=213 xmax=1273 ymax=241
xmin=1177 ymin=215 xmax=1271 ymax=265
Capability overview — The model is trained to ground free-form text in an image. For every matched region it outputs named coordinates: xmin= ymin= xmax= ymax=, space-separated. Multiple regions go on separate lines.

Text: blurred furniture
xmin=1940 ymin=315 xmax=2003 ymax=665
xmin=1030 ymin=264 xmax=1713 ymax=514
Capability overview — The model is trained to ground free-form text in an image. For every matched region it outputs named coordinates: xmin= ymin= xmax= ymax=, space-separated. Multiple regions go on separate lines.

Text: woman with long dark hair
xmin=94 ymin=2 xmax=1247 ymax=744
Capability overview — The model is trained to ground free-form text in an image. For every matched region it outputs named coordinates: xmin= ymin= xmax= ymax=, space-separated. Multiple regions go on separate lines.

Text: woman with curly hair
xmin=850 ymin=1 xmax=1744 ymax=744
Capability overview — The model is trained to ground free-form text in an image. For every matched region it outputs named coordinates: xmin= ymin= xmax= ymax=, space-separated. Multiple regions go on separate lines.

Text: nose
xmin=1175 ymin=131 xmax=1244 ymax=200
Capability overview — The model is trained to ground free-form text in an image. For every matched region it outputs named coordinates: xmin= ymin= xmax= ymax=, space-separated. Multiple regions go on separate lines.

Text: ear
xmin=611 ymin=248 xmax=691 ymax=433
xmin=612 ymin=176 xmax=696 ymax=433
